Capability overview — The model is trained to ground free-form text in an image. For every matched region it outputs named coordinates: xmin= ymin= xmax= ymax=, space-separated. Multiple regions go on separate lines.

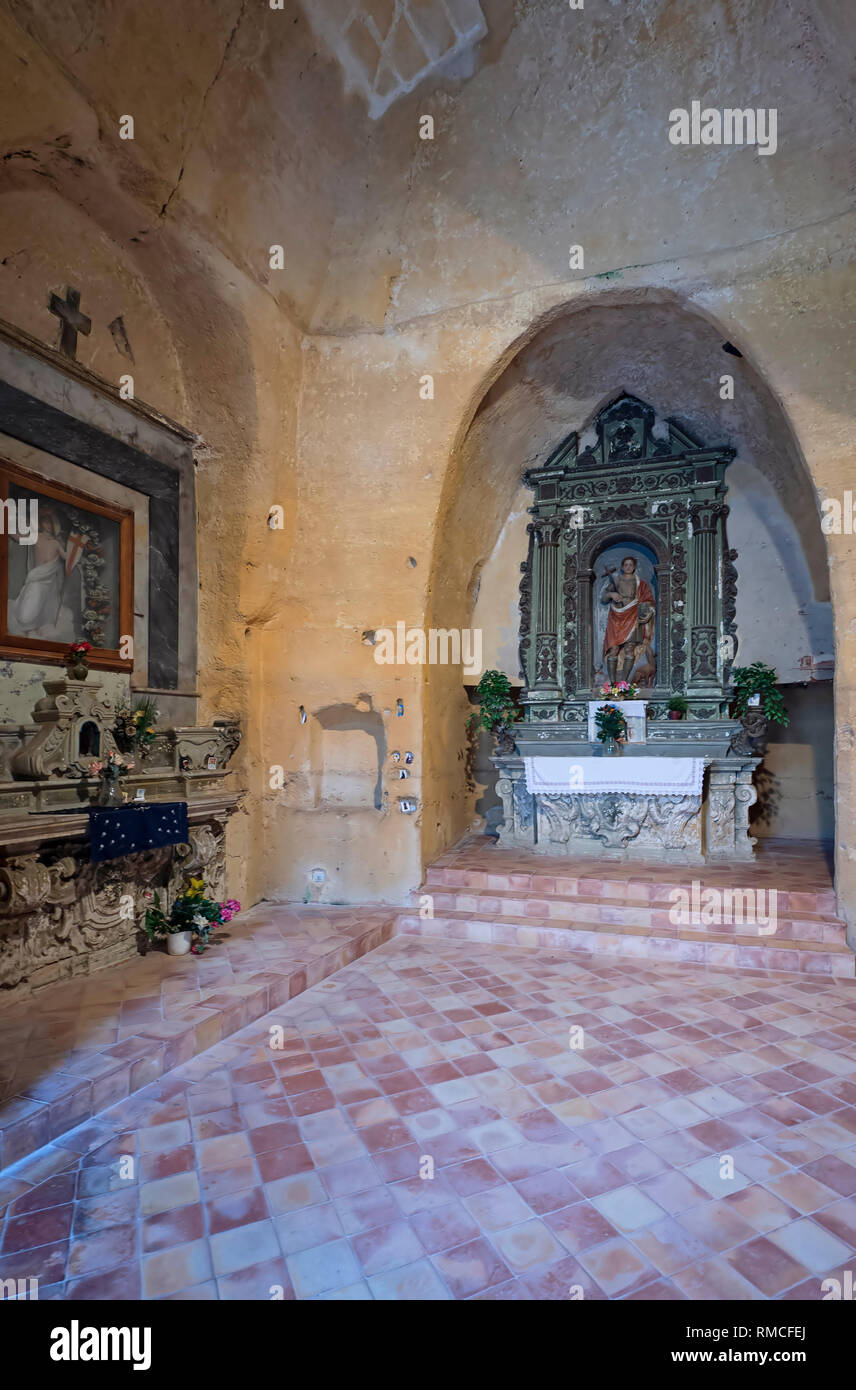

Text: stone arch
xmin=421 ymin=287 xmax=835 ymax=902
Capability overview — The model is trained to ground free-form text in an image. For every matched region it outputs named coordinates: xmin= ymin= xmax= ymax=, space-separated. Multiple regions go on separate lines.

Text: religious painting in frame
xmin=591 ymin=539 xmax=658 ymax=690
xmin=0 ymin=460 xmax=134 ymax=672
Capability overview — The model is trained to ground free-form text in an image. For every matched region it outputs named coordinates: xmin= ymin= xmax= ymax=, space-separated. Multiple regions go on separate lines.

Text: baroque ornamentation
xmin=0 ymin=814 xmax=234 ymax=994
xmin=518 ymin=558 xmax=532 ymax=682
xmin=537 ymin=791 xmax=701 ymax=852
xmin=11 ymin=681 xmax=121 ymax=780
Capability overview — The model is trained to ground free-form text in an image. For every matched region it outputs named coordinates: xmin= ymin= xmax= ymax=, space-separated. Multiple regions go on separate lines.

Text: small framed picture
xmin=206 ymin=754 xmax=217 ymax=771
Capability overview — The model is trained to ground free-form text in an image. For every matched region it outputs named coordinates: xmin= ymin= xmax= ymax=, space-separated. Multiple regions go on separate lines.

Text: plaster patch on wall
xmin=314 ymin=697 xmax=386 ymax=809
xmin=301 ymin=0 xmax=487 ymax=118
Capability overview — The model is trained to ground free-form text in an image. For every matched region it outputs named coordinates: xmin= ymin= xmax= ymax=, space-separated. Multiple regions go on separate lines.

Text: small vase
xmin=67 ymin=663 xmax=89 ymax=681
xmin=98 ymin=778 xmax=121 ymax=807
xmin=167 ymin=930 xmax=193 ymax=957
xmin=602 ymin=736 xmax=619 ymax=755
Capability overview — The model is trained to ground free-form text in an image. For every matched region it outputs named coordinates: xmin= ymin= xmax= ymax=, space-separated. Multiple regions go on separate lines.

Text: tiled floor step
xmin=424 ymin=867 xmax=839 ymax=918
xmin=425 ymin=834 xmax=840 ymax=917
xmin=0 ymin=906 xmax=397 ymax=1173
xmin=397 ymin=910 xmax=855 ymax=980
xmin=417 ymin=887 xmax=848 ymax=944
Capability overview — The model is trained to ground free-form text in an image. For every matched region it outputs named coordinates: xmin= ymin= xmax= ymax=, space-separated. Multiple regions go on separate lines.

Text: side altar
xmin=0 ymin=677 xmax=242 ymax=995
xmin=493 ymin=395 xmax=760 ymax=863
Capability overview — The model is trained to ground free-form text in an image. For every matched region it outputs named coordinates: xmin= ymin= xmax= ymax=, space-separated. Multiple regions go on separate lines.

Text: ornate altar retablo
xmin=0 ymin=677 xmax=242 ymax=996
xmin=495 ymin=394 xmax=759 ymax=863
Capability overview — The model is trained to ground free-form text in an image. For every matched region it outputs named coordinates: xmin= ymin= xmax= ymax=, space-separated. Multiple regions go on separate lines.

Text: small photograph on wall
xmin=0 ymin=461 xmax=133 ymax=670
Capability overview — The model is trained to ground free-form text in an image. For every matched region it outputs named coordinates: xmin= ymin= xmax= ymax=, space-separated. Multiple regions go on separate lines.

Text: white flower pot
xmin=167 ymin=930 xmax=193 ymax=957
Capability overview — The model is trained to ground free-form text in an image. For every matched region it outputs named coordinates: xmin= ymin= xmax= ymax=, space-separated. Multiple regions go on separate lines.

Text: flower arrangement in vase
xmin=88 ymin=749 xmax=135 ymax=806
xmin=600 ymin=679 xmax=639 ymax=700
xmin=116 ymin=696 xmax=159 ymax=758
xmin=66 ymin=640 xmax=92 ymax=680
xmin=144 ymin=877 xmax=241 ymax=956
xmin=595 ymin=702 xmax=627 ymax=755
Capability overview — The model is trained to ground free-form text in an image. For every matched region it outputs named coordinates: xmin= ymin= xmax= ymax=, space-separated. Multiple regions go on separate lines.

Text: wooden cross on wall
xmin=48 ymin=286 xmax=91 ymax=359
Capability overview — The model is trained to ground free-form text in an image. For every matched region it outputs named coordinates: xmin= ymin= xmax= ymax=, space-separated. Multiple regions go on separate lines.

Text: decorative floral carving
xmin=0 ymin=815 xmax=234 ymax=994
xmin=518 ymin=558 xmax=532 ymax=683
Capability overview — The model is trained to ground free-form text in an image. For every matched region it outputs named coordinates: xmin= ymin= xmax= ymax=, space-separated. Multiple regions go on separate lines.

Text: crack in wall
xmin=159 ymin=0 xmax=248 ymax=219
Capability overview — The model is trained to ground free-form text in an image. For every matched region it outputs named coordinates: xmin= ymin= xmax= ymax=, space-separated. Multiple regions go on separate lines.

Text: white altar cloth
xmin=523 ymin=756 xmax=706 ymax=797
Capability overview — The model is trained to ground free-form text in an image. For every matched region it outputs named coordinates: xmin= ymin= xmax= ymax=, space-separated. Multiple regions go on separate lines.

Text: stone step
xmin=425 ymin=867 xmax=839 ymax=922
xmin=415 ymin=886 xmax=848 ymax=943
xmin=0 ymin=910 xmax=396 ymax=1174
xmin=397 ymin=909 xmax=855 ymax=979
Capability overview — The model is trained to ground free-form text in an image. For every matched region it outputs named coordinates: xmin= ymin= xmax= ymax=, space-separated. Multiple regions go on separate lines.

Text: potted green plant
xmin=667 ymin=695 xmax=689 ymax=721
xmin=467 ymin=670 xmax=520 ymax=754
xmin=144 ymin=877 xmax=241 ymax=957
xmin=731 ymin=663 xmax=789 ymax=726
xmin=595 ymin=702 xmax=627 ymax=755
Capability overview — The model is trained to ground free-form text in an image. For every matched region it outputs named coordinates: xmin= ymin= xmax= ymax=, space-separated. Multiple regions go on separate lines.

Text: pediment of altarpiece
xmin=524 ymin=394 xmax=734 ymax=496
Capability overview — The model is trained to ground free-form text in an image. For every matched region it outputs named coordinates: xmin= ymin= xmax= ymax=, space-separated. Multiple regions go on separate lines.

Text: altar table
xmin=523 ymin=756 xmax=705 ymax=798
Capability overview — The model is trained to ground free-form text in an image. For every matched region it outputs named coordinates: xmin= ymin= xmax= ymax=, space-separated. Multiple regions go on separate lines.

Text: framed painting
xmin=0 ymin=461 xmax=134 ymax=671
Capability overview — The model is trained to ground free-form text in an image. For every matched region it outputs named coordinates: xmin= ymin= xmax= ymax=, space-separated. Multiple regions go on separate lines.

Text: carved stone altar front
xmin=494 ymin=752 xmax=760 ymax=864
xmin=0 ymin=678 xmax=242 ymax=996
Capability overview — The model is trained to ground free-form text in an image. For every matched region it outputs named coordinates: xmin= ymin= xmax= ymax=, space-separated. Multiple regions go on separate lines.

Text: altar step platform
xmin=398 ymin=835 xmax=854 ymax=981
xmin=0 ymin=904 xmax=396 ymax=1173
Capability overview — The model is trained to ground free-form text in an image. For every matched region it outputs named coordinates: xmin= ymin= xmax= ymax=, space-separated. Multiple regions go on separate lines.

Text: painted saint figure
xmin=600 ymin=555 xmax=656 ymax=685
xmin=7 ymin=506 xmax=82 ymax=640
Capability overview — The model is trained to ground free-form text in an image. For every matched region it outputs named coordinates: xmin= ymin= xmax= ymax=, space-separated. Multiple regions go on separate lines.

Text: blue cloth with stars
xmin=89 ymin=802 xmax=189 ymax=863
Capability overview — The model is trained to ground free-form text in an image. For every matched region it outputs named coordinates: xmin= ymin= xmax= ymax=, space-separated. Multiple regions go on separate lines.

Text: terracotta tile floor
xmin=0 ymin=904 xmax=396 ymax=1168
xmin=2 ymin=934 xmax=856 ymax=1300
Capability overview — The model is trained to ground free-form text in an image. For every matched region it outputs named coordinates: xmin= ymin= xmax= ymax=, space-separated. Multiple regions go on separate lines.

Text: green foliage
xmin=144 ymin=877 xmax=238 ymax=954
xmin=667 ymin=695 xmax=689 ymax=714
xmin=731 ymin=662 xmax=789 ymax=726
xmin=116 ymin=696 xmax=159 ymax=754
xmin=595 ymin=703 xmax=627 ymax=742
xmin=467 ymin=670 xmax=520 ymax=735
